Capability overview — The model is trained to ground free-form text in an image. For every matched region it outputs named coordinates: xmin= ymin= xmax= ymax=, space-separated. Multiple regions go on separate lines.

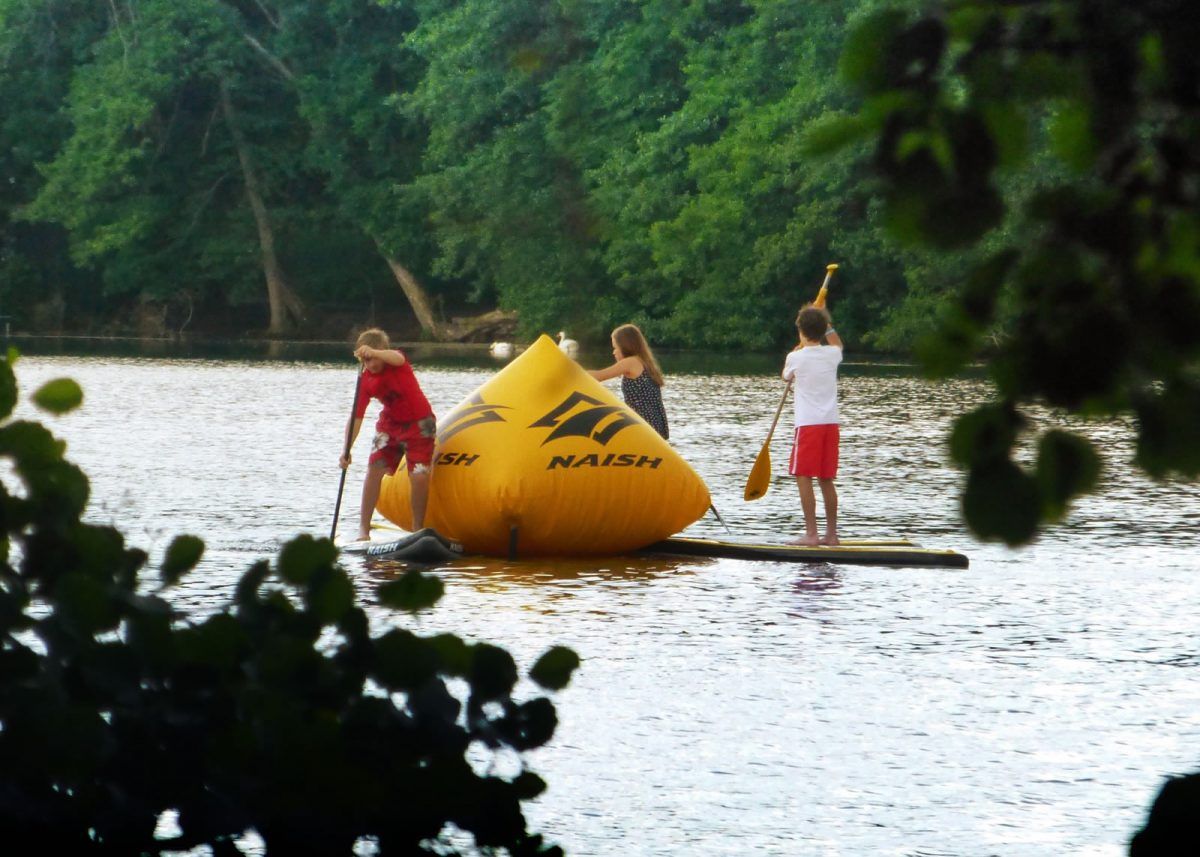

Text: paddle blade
xmin=743 ymin=445 xmax=772 ymax=501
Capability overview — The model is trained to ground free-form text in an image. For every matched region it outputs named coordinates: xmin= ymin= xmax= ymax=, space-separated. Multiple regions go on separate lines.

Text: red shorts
xmin=788 ymin=424 xmax=839 ymax=479
xmin=370 ymin=416 xmax=436 ymax=474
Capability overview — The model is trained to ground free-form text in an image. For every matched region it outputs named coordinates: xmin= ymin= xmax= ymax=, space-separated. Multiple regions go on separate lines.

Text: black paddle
xmin=330 ymin=367 xmax=364 ymax=541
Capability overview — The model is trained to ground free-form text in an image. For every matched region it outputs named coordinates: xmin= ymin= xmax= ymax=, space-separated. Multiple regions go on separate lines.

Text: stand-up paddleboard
xmin=641 ymin=536 xmax=969 ymax=568
xmin=342 ymin=530 xmax=965 ymax=568
xmin=340 ymin=528 xmax=464 ymax=563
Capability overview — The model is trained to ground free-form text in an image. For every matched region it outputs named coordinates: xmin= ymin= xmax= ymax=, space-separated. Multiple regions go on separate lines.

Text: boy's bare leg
xmin=818 ymin=478 xmax=839 ymax=545
xmin=409 ymin=465 xmax=431 ymax=530
xmin=357 ymin=461 xmax=388 ymax=541
xmin=790 ymin=477 xmax=820 ymax=545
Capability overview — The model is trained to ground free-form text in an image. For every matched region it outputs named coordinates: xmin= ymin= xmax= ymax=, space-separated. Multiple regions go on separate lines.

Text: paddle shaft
xmin=763 ymin=379 xmax=793 ymax=449
xmin=330 ymin=367 xmax=364 ymax=540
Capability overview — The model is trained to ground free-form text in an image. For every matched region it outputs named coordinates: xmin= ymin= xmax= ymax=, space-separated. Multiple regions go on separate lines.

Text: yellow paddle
xmin=743 ymin=263 xmax=839 ymax=501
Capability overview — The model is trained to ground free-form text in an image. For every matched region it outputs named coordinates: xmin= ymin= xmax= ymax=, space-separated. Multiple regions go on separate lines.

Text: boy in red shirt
xmin=338 ymin=328 xmax=436 ymax=541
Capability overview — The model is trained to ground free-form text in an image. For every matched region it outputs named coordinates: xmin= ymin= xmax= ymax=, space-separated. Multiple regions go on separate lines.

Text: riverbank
xmin=11 ymin=353 xmax=1190 ymax=856
xmin=4 ymin=331 xmax=501 ymax=355
xmin=3 ymin=332 xmax=945 ymax=378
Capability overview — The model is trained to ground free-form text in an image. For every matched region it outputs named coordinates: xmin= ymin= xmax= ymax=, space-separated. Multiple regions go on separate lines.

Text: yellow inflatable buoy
xmin=377 ymin=334 xmax=710 ymax=556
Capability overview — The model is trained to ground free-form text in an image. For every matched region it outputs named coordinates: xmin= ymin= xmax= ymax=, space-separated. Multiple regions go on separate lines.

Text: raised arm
xmin=354 ymin=345 xmax=406 ymax=366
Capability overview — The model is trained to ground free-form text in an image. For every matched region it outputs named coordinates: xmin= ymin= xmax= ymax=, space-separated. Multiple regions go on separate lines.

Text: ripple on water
xmin=10 ymin=355 xmax=1199 ymax=856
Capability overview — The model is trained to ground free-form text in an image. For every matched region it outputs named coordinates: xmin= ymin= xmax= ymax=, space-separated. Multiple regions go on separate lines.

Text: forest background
xmin=1 ymin=1 xmax=1198 ymax=848
xmin=6 ymin=0 xmax=1197 ymax=542
xmin=2 ymin=0 xmax=1008 ymax=351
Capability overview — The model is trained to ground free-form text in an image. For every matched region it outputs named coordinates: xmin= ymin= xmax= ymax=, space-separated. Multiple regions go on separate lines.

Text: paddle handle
xmin=813 ymin=263 xmax=838 ymax=309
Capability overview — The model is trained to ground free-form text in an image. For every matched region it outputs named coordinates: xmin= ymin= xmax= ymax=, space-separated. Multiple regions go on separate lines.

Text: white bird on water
xmin=556 ymin=331 xmax=579 ymax=358
xmin=489 ymin=341 xmax=514 ymax=359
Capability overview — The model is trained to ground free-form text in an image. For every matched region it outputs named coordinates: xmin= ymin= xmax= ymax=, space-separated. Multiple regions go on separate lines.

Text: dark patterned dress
xmin=622 ymin=372 xmax=669 ymax=440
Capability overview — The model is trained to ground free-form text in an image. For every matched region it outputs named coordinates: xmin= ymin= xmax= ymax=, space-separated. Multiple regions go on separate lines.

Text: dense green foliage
xmin=821 ymin=0 xmax=1200 ymax=547
xmin=2 ymin=0 xmax=1017 ymax=348
xmin=2 ymin=1 xmax=1196 ymax=536
xmin=3 ymin=2 xmax=1199 ymax=843
xmin=0 ymin=354 xmax=576 ymax=854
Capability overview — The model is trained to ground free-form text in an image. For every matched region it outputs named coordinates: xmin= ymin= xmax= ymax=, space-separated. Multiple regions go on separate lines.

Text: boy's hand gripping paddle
xmin=743 ymin=263 xmax=838 ymax=502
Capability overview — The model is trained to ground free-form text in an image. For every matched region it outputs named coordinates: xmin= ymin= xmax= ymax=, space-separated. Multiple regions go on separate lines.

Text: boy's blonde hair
xmin=356 ymin=328 xmax=390 ymax=350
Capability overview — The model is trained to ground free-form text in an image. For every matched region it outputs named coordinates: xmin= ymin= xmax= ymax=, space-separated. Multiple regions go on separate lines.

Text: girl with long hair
xmin=587 ymin=323 xmax=669 ymax=439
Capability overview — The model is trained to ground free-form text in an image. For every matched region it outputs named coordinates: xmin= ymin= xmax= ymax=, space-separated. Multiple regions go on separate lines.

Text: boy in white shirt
xmin=782 ymin=306 xmax=844 ymax=545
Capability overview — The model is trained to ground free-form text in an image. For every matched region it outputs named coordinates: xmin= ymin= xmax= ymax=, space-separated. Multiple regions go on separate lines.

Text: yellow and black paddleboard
xmin=642 ymin=537 xmax=969 ymax=569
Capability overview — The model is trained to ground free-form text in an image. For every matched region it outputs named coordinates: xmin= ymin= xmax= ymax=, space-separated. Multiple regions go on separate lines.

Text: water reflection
xmin=361 ymin=553 xmax=699 ymax=589
xmin=786 ymin=566 xmax=844 ymax=625
xmin=9 ymin=352 xmax=1200 ymax=857
xmin=792 ymin=567 xmax=842 ymax=595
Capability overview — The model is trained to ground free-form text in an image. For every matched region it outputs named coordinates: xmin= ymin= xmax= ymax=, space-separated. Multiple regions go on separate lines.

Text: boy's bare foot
xmin=354 ymin=532 xmax=371 ymax=543
xmin=787 ymin=535 xmax=821 ymax=546
xmin=820 ymin=534 xmax=840 ymax=546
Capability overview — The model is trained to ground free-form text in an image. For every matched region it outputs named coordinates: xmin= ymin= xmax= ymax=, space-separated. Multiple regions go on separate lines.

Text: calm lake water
xmin=11 ymin=343 xmax=1200 ymax=856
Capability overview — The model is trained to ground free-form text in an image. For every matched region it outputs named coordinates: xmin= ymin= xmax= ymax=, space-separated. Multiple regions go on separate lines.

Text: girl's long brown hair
xmin=612 ymin=324 xmax=664 ymax=386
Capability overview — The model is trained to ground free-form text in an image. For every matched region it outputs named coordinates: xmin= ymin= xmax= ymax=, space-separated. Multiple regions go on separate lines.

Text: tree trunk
xmin=219 ymin=80 xmax=305 ymax=335
xmin=376 ymin=244 xmax=519 ymax=342
xmin=377 ymin=245 xmax=448 ymax=340
xmin=442 ymin=308 xmax=520 ymax=343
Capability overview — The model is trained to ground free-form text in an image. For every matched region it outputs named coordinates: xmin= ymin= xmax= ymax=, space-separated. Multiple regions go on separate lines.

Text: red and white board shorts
xmin=788 ymin=424 xmax=839 ymax=479
xmin=370 ymin=415 xmax=436 ymax=474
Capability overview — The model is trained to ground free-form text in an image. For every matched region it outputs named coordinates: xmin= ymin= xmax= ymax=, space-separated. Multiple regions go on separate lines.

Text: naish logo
xmin=530 ymin=392 xmax=639 ymax=446
xmin=436 ymin=393 xmax=512 ymax=446
xmin=546 ymin=452 xmax=662 ymax=471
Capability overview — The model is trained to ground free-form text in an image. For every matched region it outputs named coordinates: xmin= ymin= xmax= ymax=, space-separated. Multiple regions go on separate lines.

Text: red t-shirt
xmin=353 ymin=352 xmax=433 ymax=427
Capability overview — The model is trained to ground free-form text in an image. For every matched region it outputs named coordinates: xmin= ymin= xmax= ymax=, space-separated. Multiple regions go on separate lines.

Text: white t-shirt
xmin=782 ymin=345 xmax=842 ymax=426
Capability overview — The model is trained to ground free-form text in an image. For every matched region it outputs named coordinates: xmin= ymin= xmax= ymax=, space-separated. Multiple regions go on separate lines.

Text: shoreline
xmin=2 ymin=332 xmax=941 ymax=372
xmin=3 ymin=331 xmax=497 ymax=353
